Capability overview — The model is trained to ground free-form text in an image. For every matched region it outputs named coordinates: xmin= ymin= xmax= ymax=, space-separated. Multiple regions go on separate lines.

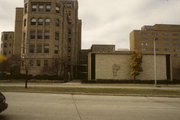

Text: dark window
xmin=55 ymin=19 xmax=60 ymax=26
xmin=68 ymin=47 xmax=71 ymax=53
xmin=31 ymin=4 xmax=37 ymax=12
xmin=38 ymin=4 xmax=44 ymax=12
xmin=55 ymin=32 xmax=59 ymax=40
xmin=4 ymin=43 xmax=7 ymax=48
xmin=29 ymin=44 xmax=35 ymax=53
xmin=31 ymin=18 xmax=36 ymax=25
xmin=54 ymin=45 xmax=59 ymax=54
xmin=4 ymin=34 xmax=8 ymax=40
xmin=25 ymin=4 xmax=28 ymax=13
xmin=68 ymin=38 xmax=71 ymax=43
xmin=45 ymin=4 xmax=51 ymax=12
xmin=36 ymin=60 xmax=41 ymax=66
xmin=24 ymin=19 xmax=27 ymax=27
xmin=56 ymin=6 xmax=60 ymax=13
xmin=44 ymin=44 xmax=49 ymax=53
xmin=68 ymin=29 xmax=71 ymax=34
xmin=37 ymin=30 xmax=43 ymax=39
xmin=45 ymin=18 xmax=50 ymax=25
xmin=29 ymin=60 xmax=34 ymax=66
xmin=30 ymin=31 xmax=36 ymax=39
xmin=36 ymin=44 xmax=42 ymax=53
xmin=44 ymin=30 xmax=50 ymax=39
xmin=162 ymin=33 xmax=168 ymax=36
xmin=38 ymin=18 xmax=43 ymax=25
xmin=44 ymin=60 xmax=48 ymax=66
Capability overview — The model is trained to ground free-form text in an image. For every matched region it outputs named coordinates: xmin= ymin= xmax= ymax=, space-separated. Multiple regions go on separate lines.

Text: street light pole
xmin=153 ymin=37 xmax=157 ymax=86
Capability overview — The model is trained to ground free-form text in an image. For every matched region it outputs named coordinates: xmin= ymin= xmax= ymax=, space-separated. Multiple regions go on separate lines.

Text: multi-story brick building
xmin=1 ymin=0 xmax=82 ymax=78
xmin=130 ymin=24 xmax=180 ymax=80
xmin=20 ymin=0 xmax=81 ymax=76
xmin=0 ymin=32 xmax=14 ymax=58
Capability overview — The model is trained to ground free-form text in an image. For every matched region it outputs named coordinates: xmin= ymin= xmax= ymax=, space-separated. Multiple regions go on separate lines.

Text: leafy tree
xmin=130 ymin=51 xmax=143 ymax=80
xmin=0 ymin=55 xmax=21 ymax=75
xmin=42 ymin=56 xmax=69 ymax=80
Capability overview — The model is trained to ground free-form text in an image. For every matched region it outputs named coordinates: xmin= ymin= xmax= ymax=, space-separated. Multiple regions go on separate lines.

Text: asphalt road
xmin=0 ymin=92 xmax=180 ymax=120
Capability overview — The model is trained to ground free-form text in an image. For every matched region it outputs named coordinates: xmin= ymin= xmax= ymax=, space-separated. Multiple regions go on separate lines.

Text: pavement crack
xmin=71 ymin=94 xmax=83 ymax=120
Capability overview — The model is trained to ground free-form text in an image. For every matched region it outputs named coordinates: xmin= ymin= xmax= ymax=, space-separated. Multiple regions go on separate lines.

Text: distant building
xmin=130 ymin=24 xmax=180 ymax=80
xmin=91 ymin=44 xmax=115 ymax=53
xmin=0 ymin=32 xmax=14 ymax=58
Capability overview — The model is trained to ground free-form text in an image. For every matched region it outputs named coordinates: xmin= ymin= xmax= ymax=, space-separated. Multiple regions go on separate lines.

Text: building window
xmin=141 ymin=48 xmax=147 ymax=51
xmin=44 ymin=60 xmax=48 ymax=66
xmin=56 ymin=6 xmax=60 ymax=13
xmin=44 ymin=44 xmax=49 ymax=53
xmin=173 ymin=33 xmax=179 ymax=36
xmin=45 ymin=18 xmax=50 ymax=25
xmin=38 ymin=4 xmax=44 ymax=12
xmin=68 ymin=47 xmax=71 ymax=53
xmin=4 ymin=34 xmax=8 ymax=40
xmin=37 ymin=30 xmax=43 ymax=39
xmin=29 ymin=60 xmax=34 ymax=66
xmin=24 ymin=19 xmax=27 ymax=27
xmin=31 ymin=18 xmax=36 ymax=25
xmin=4 ymin=43 xmax=7 ymax=48
xmin=45 ymin=4 xmax=51 ymax=12
xmin=141 ymin=38 xmax=147 ymax=41
xmin=36 ymin=44 xmax=42 ymax=53
xmin=162 ymin=38 xmax=168 ymax=41
xmin=141 ymin=32 xmax=147 ymax=35
xmin=54 ymin=45 xmax=59 ymax=54
xmin=152 ymin=33 xmax=158 ymax=36
xmin=55 ymin=19 xmax=60 ymax=26
xmin=173 ymin=38 xmax=179 ymax=41
xmin=31 ymin=4 xmax=37 ymax=12
xmin=25 ymin=4 xmax=28 ymax=13
xmin=44 ymin=30 xmax=50 ymax=39
xmin=162 ymin=33 xmax=168 ymax=36
xmin=36 ymin=60 xmax=41 ymax=66
xmin=55 ymin=32 xmax=59 ymax=40
xmin=30 ymin=31 xmax=36 ymax=39
xmin=68 ymin=29 xmax=71 ymax=34
xmin=38 ymin=18 xmax=43 ymax=25
xmin=68 ymin=38 xmax=71 ymax=43
xmin=29 ymin=44 xmax=35 ymax=53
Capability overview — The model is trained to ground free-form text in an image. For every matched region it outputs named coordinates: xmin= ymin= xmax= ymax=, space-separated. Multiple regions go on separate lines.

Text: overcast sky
xmin=0 ymin=0 xmax=180 ymax=49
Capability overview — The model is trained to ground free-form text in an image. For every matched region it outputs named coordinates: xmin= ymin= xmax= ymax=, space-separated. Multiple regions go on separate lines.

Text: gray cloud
xmin=1 ymin=0 xmax=180 ymax=50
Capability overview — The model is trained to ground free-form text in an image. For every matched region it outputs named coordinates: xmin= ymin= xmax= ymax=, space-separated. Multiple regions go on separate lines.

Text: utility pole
xmin=154 ymin=37 xmax=157 ymax=86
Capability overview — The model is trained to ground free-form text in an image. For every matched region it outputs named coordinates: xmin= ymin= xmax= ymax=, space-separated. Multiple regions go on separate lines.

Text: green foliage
xmin=130 ymin=51 xmax=143 ymax=80
xmin=0 ymin=55 xmax=21 ymax=75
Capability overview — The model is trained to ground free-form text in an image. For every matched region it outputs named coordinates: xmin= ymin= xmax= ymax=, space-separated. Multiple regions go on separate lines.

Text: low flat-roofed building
xmin=88 ymin=52 xmax=170 ymax=81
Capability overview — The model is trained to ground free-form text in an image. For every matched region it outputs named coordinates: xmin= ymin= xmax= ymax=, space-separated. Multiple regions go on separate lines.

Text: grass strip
xmin=0 ymin=86 xmax=180 ymax=97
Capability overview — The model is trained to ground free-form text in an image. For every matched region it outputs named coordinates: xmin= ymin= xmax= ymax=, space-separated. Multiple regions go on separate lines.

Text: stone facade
xmin=11 ymin=0 xmax=82 ymax=77
xmin=88 ymin=53 xmax=168 ymax=81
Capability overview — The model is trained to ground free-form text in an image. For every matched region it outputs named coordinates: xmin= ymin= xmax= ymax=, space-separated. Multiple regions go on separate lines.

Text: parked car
xmin=0 ymin=92 xmax=8 ymax=113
